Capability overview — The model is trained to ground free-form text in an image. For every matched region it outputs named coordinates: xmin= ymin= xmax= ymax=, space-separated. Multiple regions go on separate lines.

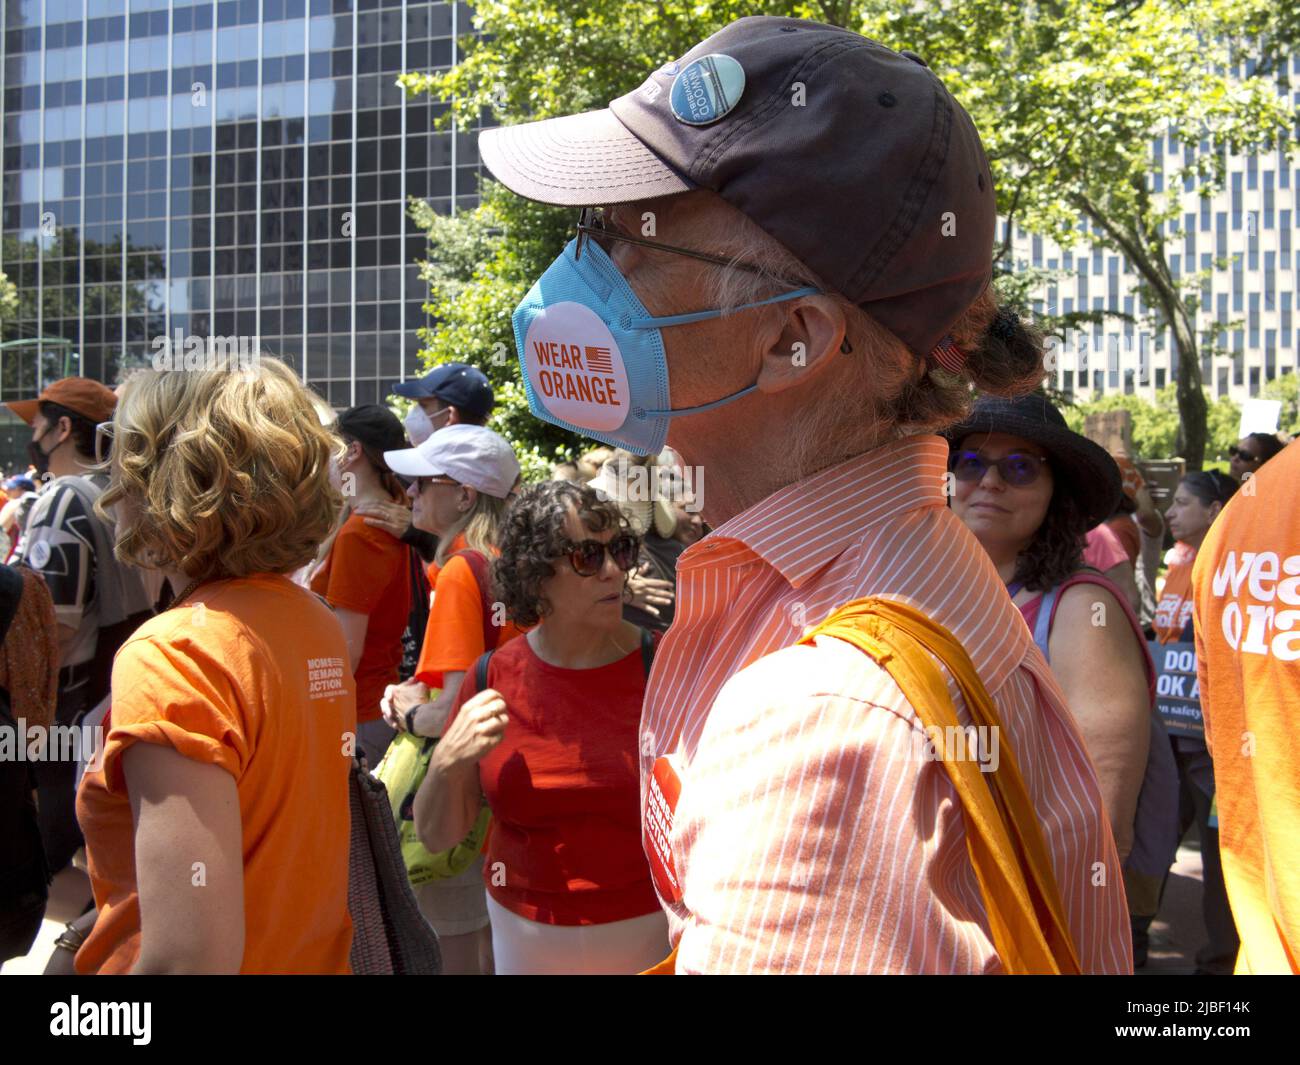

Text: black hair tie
xmin=989 ymin=308 xmax=1019 ymax=342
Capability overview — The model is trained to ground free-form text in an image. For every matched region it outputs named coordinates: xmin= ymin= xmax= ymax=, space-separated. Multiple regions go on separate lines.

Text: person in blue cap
xmin=393 ymin=363 xmax=495 ymax=446
xmin=356 ymin=364 xmax=498 ymax=549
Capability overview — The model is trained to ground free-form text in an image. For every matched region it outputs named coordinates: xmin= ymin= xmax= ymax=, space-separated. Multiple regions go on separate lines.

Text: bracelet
xmin=405 ymin=706 xmax=419 ymax=737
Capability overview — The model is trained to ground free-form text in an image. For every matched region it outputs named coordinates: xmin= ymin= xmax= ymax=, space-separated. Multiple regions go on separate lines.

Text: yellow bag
xmin=374 ymin=724 xmax=489 ymax=886
xmin=644 ymin=597 xmax=1081 ymax=975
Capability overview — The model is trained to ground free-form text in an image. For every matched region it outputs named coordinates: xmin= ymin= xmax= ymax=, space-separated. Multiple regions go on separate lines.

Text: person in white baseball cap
xmin=380 ymin=422 xmax=524 ymax=974
xmin=386 ymin=423 xmax=520 ymax=507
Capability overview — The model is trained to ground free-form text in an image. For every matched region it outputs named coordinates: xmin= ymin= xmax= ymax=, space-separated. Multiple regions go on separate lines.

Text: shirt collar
xmin=681 ymin=435 xmax=951 ymax=589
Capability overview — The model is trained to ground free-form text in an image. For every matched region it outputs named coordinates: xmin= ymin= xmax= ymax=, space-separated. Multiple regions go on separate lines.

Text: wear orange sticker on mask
xmin=522 ymin=301 xmax=631 ymax=432
xmin=644 ymin=755 xmax=684 ymax=905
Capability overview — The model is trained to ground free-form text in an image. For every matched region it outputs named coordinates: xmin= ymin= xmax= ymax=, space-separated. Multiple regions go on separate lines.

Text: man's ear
xmin=754 ymin=295 xmax=848 ymax=395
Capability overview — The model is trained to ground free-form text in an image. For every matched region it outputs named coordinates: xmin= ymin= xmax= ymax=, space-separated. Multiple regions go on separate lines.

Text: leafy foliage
xmin=1061 ymin=384 xmax=1241 ymax=460
xmin=0 ymin=271 xmax=17 ymax=333
xmin=400 ymin=0 xmax=1297 ymax=472
xmin=1260 ymin=373 xmax=1300 ymax=438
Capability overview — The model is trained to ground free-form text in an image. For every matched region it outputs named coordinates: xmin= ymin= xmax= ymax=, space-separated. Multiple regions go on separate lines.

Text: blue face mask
xmin=511 ymin=238 xmax=819 ymax=456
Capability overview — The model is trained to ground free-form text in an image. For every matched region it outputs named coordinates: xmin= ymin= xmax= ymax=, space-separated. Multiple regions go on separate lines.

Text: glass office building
xmin=1 ymin=0 xmax=483 ymax=454
xmin=1004 ymin=58 xmax=1300 ymax=403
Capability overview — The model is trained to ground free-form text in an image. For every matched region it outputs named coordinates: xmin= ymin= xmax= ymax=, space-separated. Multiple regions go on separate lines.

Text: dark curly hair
xmin=1012 ymin=477 xmax=1089 ymax=593
xmin=493 ymin=480 xmax=633 ymax=629
xmin=949 ymin=444 xmax=1089 ymax=592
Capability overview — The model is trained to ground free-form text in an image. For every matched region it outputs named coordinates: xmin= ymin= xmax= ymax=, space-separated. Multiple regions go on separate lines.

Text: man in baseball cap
xmin=4 ymin=377 xmax=153 ymax=873
xmin=479 ymin=16 xmax=1129 ymax=973
xmin=391 ymin=363 xmax=495 ymax=446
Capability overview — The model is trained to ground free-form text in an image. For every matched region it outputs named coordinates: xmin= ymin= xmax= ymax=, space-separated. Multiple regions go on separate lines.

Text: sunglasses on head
xmin=1228 ymin=445 xmax=1260 ymax=463
xmin=950 ymin=449 xmax=1049 ymax=488
xmin=557 ymin=533 xmax=640 ymax=578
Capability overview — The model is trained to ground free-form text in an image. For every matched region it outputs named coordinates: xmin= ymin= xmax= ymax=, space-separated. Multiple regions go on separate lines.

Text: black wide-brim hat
xmin=943 ymin=392 xmax=1122 ymax=528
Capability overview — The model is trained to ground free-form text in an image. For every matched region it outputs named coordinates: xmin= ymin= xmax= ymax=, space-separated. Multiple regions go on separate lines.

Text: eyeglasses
xmin=950 ymin=449 xmax=1049 ymax=488
xmin=1228 ymin=445 xmax=1260 ymax=463
xmin=94 ymin=421 xmax=114 ymax=465
xmin=557 ymin=533 xmax=641 ymax=578
xmin=575 ymin=207 xmax=817 ymax=291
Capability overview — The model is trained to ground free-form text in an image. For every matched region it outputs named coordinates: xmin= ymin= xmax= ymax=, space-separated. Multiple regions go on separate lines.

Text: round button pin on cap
xmin=670 ymin=53 xmax=746 ymax=126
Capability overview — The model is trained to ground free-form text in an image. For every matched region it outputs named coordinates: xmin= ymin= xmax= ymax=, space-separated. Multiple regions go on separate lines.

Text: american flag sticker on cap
xmin=670 ymin=53 xmax=745 ymax=125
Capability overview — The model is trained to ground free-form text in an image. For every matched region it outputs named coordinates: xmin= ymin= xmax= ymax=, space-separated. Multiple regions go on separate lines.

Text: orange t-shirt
xmin=416 ymin=544 xmax=525 ymax=689
xmin=311 ymin=513 xmax=411 ymax=722
xmin=1192 ymin=441 xmax=1300 ymax=974
xmin=75 ymin=573 xmax=356 ymax=974
xmin=1154 ymin=547 xmax=1197 ymax=643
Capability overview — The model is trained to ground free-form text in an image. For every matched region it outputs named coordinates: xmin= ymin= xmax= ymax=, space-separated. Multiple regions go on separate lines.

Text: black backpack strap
xmin=640 ymin=627 xmax=655 ymax=678
xmin=473 ymin=648 xmax=495 ymax=693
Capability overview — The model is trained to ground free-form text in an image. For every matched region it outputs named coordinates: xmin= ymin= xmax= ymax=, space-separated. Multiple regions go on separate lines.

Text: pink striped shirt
xmin=640 ymin=435 xmax=1132 ymax=973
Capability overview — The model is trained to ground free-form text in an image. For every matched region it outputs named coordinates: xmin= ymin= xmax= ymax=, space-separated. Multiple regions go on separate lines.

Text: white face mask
xmin=404 ymin=406 xmax=436 ymax=445
xmin=404 ymin=404 xmax=452 ymax=445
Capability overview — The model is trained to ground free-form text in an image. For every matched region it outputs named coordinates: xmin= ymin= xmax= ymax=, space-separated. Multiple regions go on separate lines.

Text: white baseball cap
xmin=384 ymin=423 xmax=520 ymax=500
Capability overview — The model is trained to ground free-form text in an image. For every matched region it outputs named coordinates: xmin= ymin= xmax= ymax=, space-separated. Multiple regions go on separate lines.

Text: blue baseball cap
xmin=3 ymin=476 xmax=35 ymax=492
xmin=391 ymin=363 xmax=494 ymax=421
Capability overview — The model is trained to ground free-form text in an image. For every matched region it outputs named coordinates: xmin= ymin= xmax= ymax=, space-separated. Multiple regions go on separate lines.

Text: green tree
xmin=1260 ymin=373 xmax=1300 ymax=438
xmin=400 ymin=1 xmax=807 ymax=470
xmin=406 ymin=182 xmax=575 ymax=481
xmin=1062 ymin=383 xmax=1241 ymax=460
xmin=401 ymin=0 xmax=1296 ymax=471
xmin=853 ymin=0 xmax=1294 ymax=470
xmin=0 ymin=271 xmax=17 ymax=334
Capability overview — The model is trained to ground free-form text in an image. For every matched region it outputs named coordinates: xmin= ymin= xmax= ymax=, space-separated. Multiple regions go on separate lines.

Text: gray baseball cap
xmin=479 ymin=16 xmax=996 ymax=359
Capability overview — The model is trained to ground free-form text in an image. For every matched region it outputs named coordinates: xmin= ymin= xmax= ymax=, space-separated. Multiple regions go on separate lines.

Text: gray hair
xmin=677 ymin=194 xmax=1040 ymax=478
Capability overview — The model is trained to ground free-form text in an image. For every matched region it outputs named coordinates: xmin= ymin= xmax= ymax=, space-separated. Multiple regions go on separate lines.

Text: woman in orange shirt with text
xmin=1158 ymin=469 xmax=1240 ymax=974
xmin=378 ymin=424 xmax=521 ymax=973
xmin=67 ymin=357 xmax=355 ymax=974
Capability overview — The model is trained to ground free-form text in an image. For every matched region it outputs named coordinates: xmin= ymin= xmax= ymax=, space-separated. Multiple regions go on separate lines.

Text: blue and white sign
xmin=1147 ymin=639 xmax=1203 ymax=740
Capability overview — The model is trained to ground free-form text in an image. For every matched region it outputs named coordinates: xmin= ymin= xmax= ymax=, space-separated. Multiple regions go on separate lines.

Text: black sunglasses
xmin=950 ymin=449 xmax=1049 ymax=488
xmin=557 ymin=533 xmax=640 ymax=578
xmin=1228 ymin=445 xmax=1260 ymax=463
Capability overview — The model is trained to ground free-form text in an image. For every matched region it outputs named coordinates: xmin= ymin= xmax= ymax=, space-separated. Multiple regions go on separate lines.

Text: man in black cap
xmin=392 ymin=363 xmax=495 ymax=446
xmin=478 ymin=16 xmax=1130 ymax=973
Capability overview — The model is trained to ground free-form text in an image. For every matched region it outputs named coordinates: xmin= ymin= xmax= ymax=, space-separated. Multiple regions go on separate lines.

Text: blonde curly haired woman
xmin=69 ymin=357 xmax=356 ymax=974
